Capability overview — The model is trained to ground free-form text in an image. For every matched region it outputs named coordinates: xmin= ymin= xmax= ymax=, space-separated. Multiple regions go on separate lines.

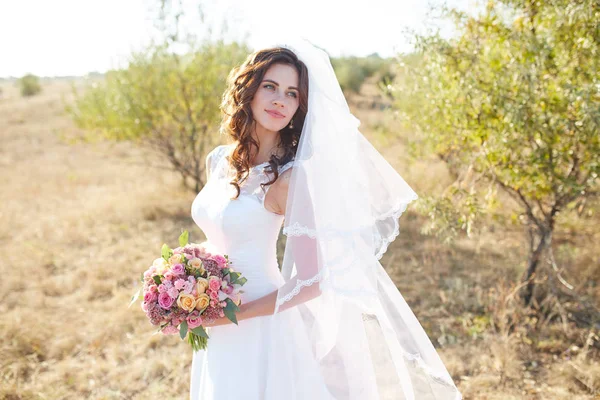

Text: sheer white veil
xmin=256 ymin=37 xmax=462 ymax=399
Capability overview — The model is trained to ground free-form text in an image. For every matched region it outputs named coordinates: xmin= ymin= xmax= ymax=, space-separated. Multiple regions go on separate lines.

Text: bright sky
xmin=0 ymin=0 xmax=475 ymax=78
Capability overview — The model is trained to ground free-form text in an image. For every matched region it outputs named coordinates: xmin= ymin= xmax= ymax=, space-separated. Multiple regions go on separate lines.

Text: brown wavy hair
xmin=220 ymin=47 xmax=309 ymax=199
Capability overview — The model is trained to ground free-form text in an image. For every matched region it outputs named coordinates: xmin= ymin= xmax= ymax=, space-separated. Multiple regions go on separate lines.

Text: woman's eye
xmin=288 ymin=92 xmax=297 ymax=98
xmin=264 ymin=84 xmax=274 ymax=90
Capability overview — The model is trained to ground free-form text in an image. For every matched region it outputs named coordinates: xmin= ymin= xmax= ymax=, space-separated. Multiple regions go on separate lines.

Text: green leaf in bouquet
xmin=221 ymin=268 xmax=230 ymax=275
xmin=224 ymin=298 xmax=240 ymax=325
xmin=179 ymin=230 xmax=189 ymax=247
xmin=140 ymin=272 xmax=144 ymax=282
xmin=128 ymin=288 xmax=141 ymax=308
xmin=179 ymin=320 xmax=188 ymax=340
xmin=235 ymin=277 xmax=247 ymax=286
xmin=229 ymin=271 xmax=241 ymax=284
xmin=153 ymin=275 xmax=162 ymax=285
xmin=191 ymin=326 xmax=210 ymax=339
xmin=161 ymin=243 xmax=173 ymax=261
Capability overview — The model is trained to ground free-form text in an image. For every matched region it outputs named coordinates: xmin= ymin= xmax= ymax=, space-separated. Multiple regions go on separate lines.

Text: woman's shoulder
xmin=209 ymin=143 xmax=233 ymax=158
xmin=206 ymin=143 xmax=234 ymax=177
xmin=207 ymin=143 xmax=233 ymax=164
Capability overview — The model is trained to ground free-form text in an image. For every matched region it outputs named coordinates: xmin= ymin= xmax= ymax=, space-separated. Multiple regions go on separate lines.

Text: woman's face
xmin=250 ymin=63 xmax=300 ymax=135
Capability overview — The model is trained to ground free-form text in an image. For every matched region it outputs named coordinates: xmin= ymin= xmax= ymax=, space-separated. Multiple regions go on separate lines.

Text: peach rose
xmin=177 ymin=293 xmax=198 ymax=312
xmin=196 ymin=278 xmax=209 ymax=294
xmin=189 ymin=258 xmax=205 ymax=274
xmin=195 ymin=293 xmax=210 ymax=312
xmin=168 ymin=254 xmax=182 ymax=265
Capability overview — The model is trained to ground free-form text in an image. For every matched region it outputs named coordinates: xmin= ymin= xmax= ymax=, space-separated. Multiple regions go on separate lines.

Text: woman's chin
xmin=257 ymin=121 xmax=287 ymax=134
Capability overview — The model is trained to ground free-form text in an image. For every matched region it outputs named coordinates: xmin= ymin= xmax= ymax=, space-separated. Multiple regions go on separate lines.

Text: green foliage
xmin=178 ymin=230 xmax=189 ymax=247
xmin=414 ymin=188 xmax=483 ymax=243
xmin=392 ymin=0 xmax=599 ymax=239
xmin=332 ymin=54 xmax=395 ymax=95
xmin=19 ymin=74 xmax=42 ymax=97
xmin=66 ymin=40 xmax=250 ymax=191
xmin=161 ymin=243 xmax=173 ymax=261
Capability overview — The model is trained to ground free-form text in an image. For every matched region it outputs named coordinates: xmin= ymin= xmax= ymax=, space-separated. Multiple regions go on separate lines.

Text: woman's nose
xmin=272 ymin=91 xmax=287 ymax=107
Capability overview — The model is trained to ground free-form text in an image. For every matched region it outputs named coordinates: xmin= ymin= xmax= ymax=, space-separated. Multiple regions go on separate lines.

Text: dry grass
xmin=0 ymin=78 xmax=598 ymax=399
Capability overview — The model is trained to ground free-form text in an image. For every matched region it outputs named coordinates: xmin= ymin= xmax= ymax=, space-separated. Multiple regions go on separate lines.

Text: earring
xmin=289 ymin=119 xmax=294 ymax=129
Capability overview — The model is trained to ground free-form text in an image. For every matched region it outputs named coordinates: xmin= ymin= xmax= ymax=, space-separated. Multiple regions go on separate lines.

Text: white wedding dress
xmin=190 ymin=143 xmax=461 ymax=399
xmin=189 ymin=143 xmax=335 ymax=399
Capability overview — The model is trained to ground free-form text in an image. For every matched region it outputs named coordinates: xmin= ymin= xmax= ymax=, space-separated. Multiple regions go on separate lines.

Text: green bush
xmin=19 ymin=74 xmax=41 ymax=97
xmin=332 ymin=54 xmax=394 ymax=95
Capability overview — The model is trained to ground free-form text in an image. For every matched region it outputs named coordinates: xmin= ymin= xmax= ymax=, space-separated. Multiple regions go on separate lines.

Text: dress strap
xmin=278 ymin=159 xmax=295 ymax=175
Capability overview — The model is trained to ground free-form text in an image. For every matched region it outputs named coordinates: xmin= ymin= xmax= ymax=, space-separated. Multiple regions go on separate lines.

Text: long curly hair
xmin=220 ymin=47 xmax=309 ymax=199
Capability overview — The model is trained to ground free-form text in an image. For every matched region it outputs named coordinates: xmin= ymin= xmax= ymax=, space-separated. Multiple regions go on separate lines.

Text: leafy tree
xmin=390 ymin=0 xmax=599 ymax=305
xmin=19 ymin=74 xmax=42 ymax=97
xmin=66 ymin=40 xmax=249 ymax=192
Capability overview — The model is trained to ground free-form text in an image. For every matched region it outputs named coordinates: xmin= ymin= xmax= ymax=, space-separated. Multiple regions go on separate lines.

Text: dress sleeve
xmin=205 ymin=145 xmax=227 ymax=181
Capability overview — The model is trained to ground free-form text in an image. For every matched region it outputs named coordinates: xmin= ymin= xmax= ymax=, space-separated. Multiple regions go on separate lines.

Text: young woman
xmin=190 ymin=38 xmax=462 ymax=400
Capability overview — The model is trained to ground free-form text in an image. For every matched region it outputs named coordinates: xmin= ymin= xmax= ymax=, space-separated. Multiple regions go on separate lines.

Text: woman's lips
xmin=265 ymin=110 xmax=285 ymax=118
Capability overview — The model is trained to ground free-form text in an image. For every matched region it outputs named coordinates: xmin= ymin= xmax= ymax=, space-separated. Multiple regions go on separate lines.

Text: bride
xmin=189 ymin=38 xmax=462 ymax=400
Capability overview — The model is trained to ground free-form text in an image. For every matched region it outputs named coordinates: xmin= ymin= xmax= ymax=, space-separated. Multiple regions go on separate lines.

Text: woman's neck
xmin=249 ymin=125 xmax=282 ymax=166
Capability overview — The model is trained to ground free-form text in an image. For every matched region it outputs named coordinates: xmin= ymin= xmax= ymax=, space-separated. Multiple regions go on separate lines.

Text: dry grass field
xmin=1 ymin=78 xmax=598 ymax=399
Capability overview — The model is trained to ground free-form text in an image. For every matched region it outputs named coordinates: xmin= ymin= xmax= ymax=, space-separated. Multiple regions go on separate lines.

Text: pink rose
xmin=172 ymin=263 xmax=185 ymax=275
xmin=144 ymin=291 xmax=157 ymax=303
xmin=209 ymin=290 xmax=219 ymax=300
xmin=141 ymin=301 xmax=149 ymax=312
xmin=168 ymin=287 xmax=179 ymax=300
xmin=149 ymin=285 xmax=158 ymax=293
xmin=143 ymin=269 xmax=153 ymax=279
xmin=208 ymin=277 xmax=221 ymax=292
xmin=163 ymin=271 xmax=175 ymax=281
xmin=174 ymin=279 xmax=186 ymax=290
xmin=223 ymin=285 xmax=233 ymax=295
xmin=212 ymin=255 xmax=227 ymax=268
xmin=158 ymin=292 xmax=175 ymax=309
xmin=157 ymin=284 xmax=167 ymax=293
xmin=162 ymin=325 xmax=179 ymax=335
xmin=187 ymin=315 xmax=203 ymax=329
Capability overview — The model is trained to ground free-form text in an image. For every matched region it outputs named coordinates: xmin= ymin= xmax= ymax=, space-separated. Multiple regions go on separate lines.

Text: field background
xmin=0 ymin=77 xmax=598 ymax=399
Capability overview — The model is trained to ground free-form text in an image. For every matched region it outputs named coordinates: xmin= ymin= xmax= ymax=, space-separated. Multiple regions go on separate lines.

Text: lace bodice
xmin=191 ymin=143 xmax=295 ymax=303
xmin=205 ymin=144 xmax=294 ymax=206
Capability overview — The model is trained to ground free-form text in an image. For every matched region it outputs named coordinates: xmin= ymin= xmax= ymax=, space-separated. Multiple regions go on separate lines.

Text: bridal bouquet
xmin=130 ymin=230 xmax=246 ymax=351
